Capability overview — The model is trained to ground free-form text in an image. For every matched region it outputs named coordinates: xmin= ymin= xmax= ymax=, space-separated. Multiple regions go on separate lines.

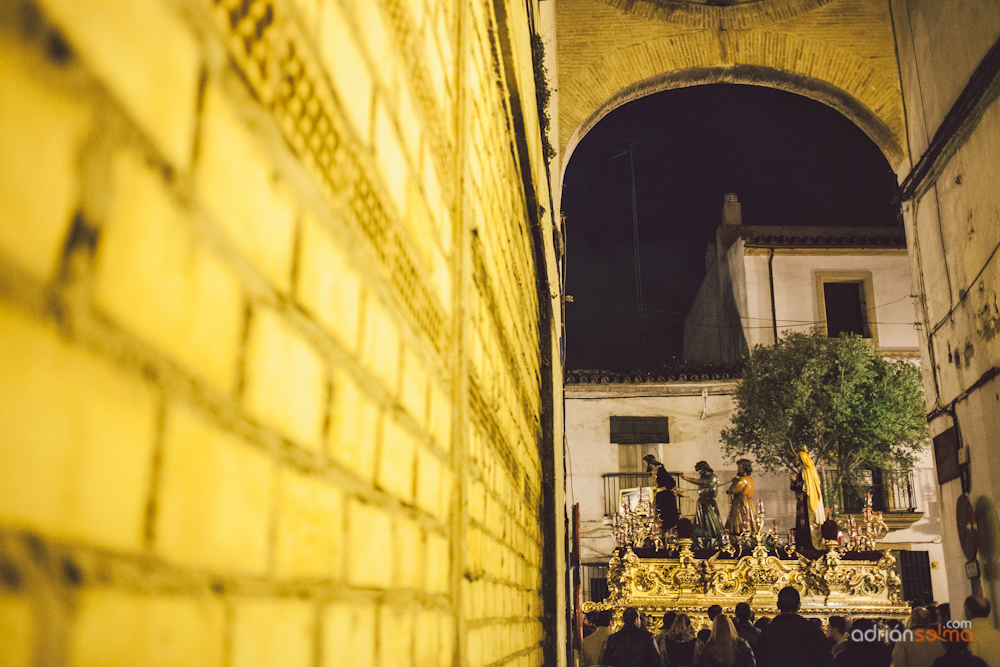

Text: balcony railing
xmin=601 ymin=471 xmax=683 ymax=518
xmin=820 ymin=468 xmax=917 ymax=513
xmin=581 ymin=562 xmax=609 ymax=603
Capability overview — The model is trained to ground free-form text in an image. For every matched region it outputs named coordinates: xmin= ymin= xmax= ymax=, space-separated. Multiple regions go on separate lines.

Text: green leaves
xmin=721 ymin=329 xmax=928 ymax=492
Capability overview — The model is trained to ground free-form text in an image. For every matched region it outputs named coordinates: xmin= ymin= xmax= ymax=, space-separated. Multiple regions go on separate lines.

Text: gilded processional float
xmin=582 ymin=460 xmax=911 ymax=633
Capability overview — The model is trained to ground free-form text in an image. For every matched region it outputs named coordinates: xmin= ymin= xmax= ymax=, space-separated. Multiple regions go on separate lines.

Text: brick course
xmin=0 ymin=0 xmax=556 ymax=664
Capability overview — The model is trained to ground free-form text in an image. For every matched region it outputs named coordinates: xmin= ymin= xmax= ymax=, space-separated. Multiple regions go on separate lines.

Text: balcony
xmin=820 ymin=468 xmax=922 ymax=531
xmin=601 ymin=471 xmax=687 ymax=518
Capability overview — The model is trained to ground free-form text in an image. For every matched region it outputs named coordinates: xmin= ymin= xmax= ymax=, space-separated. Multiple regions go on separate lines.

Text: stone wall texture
xmin=555 ymin=0 xmax=907 ymax=170
xmin=0 ymin=0 xmax=561 ymax=665
xmin=891 ymin=0 xmax=1000 ymax=614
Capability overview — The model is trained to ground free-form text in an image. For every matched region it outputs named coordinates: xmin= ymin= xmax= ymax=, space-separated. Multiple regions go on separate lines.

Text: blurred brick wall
xmin=0 ymin=0 xmax=560 ymax=665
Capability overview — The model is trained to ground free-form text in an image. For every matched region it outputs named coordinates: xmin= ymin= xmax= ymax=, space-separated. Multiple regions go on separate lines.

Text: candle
xmin=773 ymin=519 xmax=778 ymax=533
xmin=838 ymin=531 xmax=844 ymax=546
xmin=789 ymin=528 xmax=795 ymax=545
xmin=866 ymin=492 xmax=872 ymax=506
xmin=759 ymin=499 xmax=765 ymax=514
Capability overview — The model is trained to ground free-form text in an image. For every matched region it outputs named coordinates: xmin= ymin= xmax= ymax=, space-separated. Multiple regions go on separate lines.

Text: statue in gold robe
xmin=796 ymin=448 xmax=826 ymax=550
xmin=725 ymin=458 xmax=757 ymax=534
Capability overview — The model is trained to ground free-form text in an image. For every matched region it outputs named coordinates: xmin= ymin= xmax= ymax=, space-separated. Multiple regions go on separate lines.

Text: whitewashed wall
xmin=741 ymin=251 xmax=919 ymax=350
xmin=566 ymin=381 xmax=949 ymax=602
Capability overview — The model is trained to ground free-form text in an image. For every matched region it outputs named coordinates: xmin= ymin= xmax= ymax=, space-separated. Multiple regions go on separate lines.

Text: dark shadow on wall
xmin=975 ymin=495 xmax=1000 ymax=604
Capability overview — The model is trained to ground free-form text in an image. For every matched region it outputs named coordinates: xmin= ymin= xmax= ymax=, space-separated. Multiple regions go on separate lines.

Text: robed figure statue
xmin=643 ymin=454 xmax=679 ymax=531
xmin=794 ymin=448 xmax=826 ymax=549
xmin=681 ymin=461 xmax=724 ymax=550
xmin=725 ymin=458 xmax=757 ymax=534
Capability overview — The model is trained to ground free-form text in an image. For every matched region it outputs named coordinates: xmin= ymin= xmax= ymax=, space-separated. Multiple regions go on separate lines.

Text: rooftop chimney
xmin=723 ymin=193 xmax=742 ymax=226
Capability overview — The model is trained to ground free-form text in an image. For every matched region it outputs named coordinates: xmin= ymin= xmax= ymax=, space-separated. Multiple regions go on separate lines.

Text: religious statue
xmin=681 ymin=461 xmax=724 ymax=550
xmin=725 ymin=458 xmax=757 ymax=535
xmin=791 ymin=472 xmax=811 ymax=549
xmin=643 ymin=454 xmax=679 ymax=532
xmin=697 ymin=550 xmax=721 ymax=593
xmin=795 ymin=448 xmax=826 ymax=550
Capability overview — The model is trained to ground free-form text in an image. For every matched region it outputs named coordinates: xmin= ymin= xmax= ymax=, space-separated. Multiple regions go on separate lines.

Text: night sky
xmin=561 ymin=84 xmax=900 ymax=372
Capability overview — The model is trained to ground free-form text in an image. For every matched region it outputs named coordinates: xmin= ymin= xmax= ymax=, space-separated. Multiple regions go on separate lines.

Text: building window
xmin=897 ymin=550 xmax=933 ymax=603
xmin=815 ymin=271 xmax=878 ymax=344
xmin=610 ymin=416 xmax=670 ymax=444
xmin=610 ymin=416 xmax=669 ymax=472
xmin=617 ymin=443 xmax=658 ymax=473
xmin=581 ymin=562 xmax=610 ymax=603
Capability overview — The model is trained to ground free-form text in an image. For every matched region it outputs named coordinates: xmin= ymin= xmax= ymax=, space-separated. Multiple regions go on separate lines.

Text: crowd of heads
xmin=586 ymin=590 xmax=995 ymax=667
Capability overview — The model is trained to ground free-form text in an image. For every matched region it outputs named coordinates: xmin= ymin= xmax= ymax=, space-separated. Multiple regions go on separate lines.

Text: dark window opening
xmin=610 ymin=416 xmax=670 ymax=444
xmin=897 ymin=550 xmax=933 ymax=604
xmin=823 ymin=281 xmax=869 ymax=337
xmin=582 ymin=563 xmax=609 ymax=603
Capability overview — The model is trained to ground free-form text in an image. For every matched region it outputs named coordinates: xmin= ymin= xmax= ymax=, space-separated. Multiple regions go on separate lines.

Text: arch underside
xmin=558 ymin=30 xmax=907 ymax=174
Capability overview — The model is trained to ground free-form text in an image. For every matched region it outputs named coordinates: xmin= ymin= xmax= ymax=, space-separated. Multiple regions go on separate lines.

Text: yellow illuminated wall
xmin=555 ymin=0 xmax=908 ymax=169
xmin=0 ymin=0 xmax=561 ymax=665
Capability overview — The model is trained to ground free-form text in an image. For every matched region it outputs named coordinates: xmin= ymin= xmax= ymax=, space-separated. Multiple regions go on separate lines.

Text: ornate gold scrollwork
xmin=583 ymin=545 xmax=911 ymax=624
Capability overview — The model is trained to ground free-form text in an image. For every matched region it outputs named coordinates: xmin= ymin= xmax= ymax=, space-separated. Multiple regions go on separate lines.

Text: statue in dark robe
xmin=643 ymin=454 xmax=679 ymax=532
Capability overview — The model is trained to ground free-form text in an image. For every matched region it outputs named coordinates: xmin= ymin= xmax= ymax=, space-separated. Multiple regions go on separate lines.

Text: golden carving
xmin=583 ymin=545 xmax=910 ymax=632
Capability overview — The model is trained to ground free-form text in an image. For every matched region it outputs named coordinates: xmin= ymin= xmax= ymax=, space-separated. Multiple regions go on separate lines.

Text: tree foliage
xmin=721 ymin=329 xmax=929 ymax=490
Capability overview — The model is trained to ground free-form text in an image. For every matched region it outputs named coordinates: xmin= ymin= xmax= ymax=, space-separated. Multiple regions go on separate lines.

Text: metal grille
xmin=602 ymin=472 xmax=684 ymax=518
xmin=581 ymin=563 xmax=609 ymax=603
xmin=897 ymin=550 xmax=934 ymax=604
xmin=820 ymin=468 xmax=917 ymax=513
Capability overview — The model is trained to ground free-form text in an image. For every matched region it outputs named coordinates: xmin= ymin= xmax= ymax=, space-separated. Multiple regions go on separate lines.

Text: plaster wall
xmin=891 ymin=2 xmax=1000 ymax=157
xmin=565 ymin=384 xmax=946 ymax=601
xmin=743 ymin=251 xmax=919 ymax=349
xmin=892 ymin=0 xmax=1000 ymax=618
xmin=565 ymin=384 xmax=799 ymax=563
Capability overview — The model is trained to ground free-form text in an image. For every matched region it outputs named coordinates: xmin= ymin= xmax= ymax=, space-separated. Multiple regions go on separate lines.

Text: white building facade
xmin=567 ymin=206 xmax=949 ymax=607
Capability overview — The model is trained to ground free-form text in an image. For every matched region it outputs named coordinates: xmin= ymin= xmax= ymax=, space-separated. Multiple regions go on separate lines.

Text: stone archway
xmin=555 ymin=1 xmax=908 ymax=178
xmin=560 ymin=60 xmax=905 ymax=178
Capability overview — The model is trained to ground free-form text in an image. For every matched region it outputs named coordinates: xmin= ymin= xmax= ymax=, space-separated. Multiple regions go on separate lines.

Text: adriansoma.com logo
xmin=851 ymin=621 xmax=974 ymax=643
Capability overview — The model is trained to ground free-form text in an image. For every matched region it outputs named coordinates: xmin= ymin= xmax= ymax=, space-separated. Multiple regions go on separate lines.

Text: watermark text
xmin=850 ymin=622 xmax=973 ymax=644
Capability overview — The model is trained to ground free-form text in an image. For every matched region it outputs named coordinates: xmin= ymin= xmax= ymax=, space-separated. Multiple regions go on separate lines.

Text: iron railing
xmin=581 ymin=562 xmax=609 ymax=603
xmin=820 ymin=468 xmax=917 ymax=513
xmin=601 ymin=471 xmax=684 ymax=518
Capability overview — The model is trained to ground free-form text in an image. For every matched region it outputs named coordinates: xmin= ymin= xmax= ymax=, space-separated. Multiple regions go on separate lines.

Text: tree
xmin=720 ymin=329 xmax=929 ymax=493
